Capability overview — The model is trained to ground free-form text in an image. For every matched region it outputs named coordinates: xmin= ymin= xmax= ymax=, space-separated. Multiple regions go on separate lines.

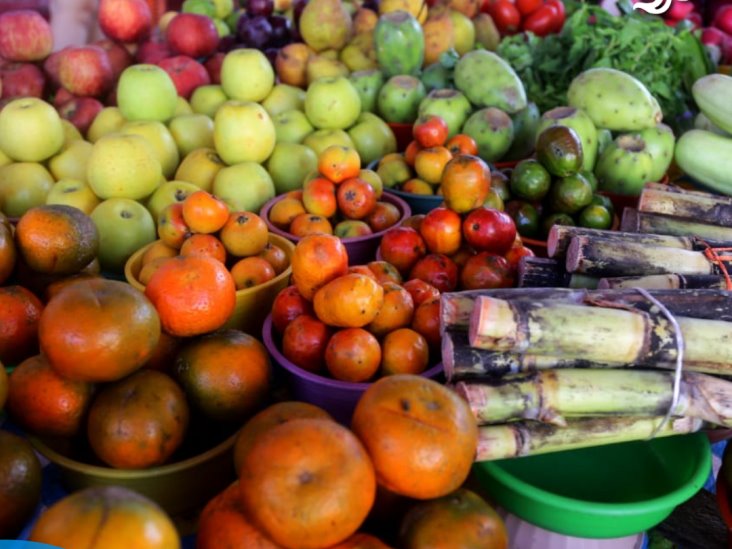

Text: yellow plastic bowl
xmin=124 ymin=234 xmax=294 ymax=336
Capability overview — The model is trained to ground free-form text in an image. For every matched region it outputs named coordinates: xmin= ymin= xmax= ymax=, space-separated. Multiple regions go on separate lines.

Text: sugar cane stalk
xmin=638 ymin=185 xmax=732 ymax=227
xmin=475 ymin=416 xmax=704 ymax=461
xmin=597 ymin=274 xmax=730 ymax=290
xmin=621 ymin=208 xmax=732 ymax=244
xmin=517 ymin=257 xmax=599 ymax=288
xmin=454 ymin=369 xmax=732 ymax=427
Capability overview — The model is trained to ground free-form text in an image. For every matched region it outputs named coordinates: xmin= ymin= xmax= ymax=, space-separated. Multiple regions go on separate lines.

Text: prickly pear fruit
xmin=536 ymin=106 xmax=598 ymax=172
xmin=418 ymin=88 xmax=473 ymax=139
xmin=377 ymin=75 xmax=426 ymax=123
xmin=373 ymin=11 xmax=425 ymax=78
xmin=595 ymin=134 xmax=654 ymax=196
xmin=462 ymin=107 xmax=514 ymax=163
xmin=349 ymin=69 xmax=385 ymax=113
xmin=503 ymin=102 xmax=540 ymax=161
xmin=473 ymin=13 xmax=500 ymax=51
xmin=422 ymin=13 xmax=455 ymax=66
xmin=453 ymin=50 xmax=526 ymax=114
xmin=299 ymin=0 xmax=353 ymax=52
xmin=635 ymin=124 xmax=675 ymax=182
xmin=567 ymin=68 xmax=662 ymax=131
xmin=597 ymin=128 xmax=612 ymax=156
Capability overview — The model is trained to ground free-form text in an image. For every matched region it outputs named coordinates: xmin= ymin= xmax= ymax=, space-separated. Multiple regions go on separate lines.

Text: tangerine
xmin=313 ymin=273 xmax=384 ymax=328
xmin=440 ymin=155 xmax=491 ymax=214
xmin=303 ymin=177 xmax=337 ymax=218
xmin=219 ymin=211 xmax=269 ymax=258
xmin=291 ymin=234 xmax=349 ymax=301
xmin=325 ymin=328 xmax=382 ymax=383
xmin=269 ymin=197 xmax=307 ymax=230
xmin=157 ymin=202 xmax=191 ymax=249
xmin=414 ymin=147 xmax=452 ymax=185
xmin=258 ymin=242 xmax=289 ymax=275
xmin=381 ymin=328 xmax=429 ymax=376
xmin=0 ymin=285 xmax=43 ymax=365
xmin=366 ymin=283 xmax=414 ymax=337
xmin=364 ymin=201 xmax=401 ymax=233
xmin=179 ymin=233 xmax=227 ymax=263
xmin=289 ymin=213 xmax=333 ymax=237
xmin=181 ymin=190 xmax=229 ymax=234
xmin=230 ymin=256 xmax=276 ymax=290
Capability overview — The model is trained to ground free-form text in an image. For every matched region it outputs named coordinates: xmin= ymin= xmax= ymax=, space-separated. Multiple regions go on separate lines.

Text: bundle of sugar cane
xmin=517 ymin=256 xmax=599 ymax=289
xmin=597 ymin=274 xmax=731 ymax=290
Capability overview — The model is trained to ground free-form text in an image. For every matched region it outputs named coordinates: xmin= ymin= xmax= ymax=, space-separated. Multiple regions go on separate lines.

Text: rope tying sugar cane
xmin=699 ymin=240 xmax=732 ymax=291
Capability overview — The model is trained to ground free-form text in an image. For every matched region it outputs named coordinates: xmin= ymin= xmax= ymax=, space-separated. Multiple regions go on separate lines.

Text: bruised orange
xmin=337 ymin=178 xmax=376 ymax=220
xmin=364 ymin=201 xmax=401 ymax=233
xmin=440 ymin=155 xmax=491 ymax=214
xmin=157 ymin=202 xmax=190 ymax=249
xmin=367 ymin=261 xmax=402 ymax=286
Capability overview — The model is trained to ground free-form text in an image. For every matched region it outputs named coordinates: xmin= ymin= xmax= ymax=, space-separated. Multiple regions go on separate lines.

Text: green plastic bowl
xmin=473 ymin=432 xmax=711 ymax=539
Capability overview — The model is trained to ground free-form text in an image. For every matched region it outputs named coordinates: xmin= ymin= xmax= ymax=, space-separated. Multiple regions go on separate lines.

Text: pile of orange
xmin=266 ymin=145 xmax=402 ymax=239
xmin=271 ymin=234 xmax=441 ymax=383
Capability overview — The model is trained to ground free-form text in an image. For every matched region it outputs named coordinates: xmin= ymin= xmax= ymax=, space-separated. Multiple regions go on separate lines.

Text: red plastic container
xmin=716 ymin=472 xmax=732 ymax=548
xmin=260 ymin=191 xmax=411 ymax=266
xmin=262 ymin=314 xmax=444 ymax=425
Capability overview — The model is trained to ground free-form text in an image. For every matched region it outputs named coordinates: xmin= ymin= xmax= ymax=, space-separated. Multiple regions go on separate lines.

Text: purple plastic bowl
xmin=262 ymin=314 xmax=444 ymax=425
xmin=260 ymin=191 xmax=411 ymax=266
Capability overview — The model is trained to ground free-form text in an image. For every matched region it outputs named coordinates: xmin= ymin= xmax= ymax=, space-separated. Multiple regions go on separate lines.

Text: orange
xmin=181 ymin=190 xmax=229 ymax=234
xmin=269 ymin=197 xmax=307 ymax=230
xmin=238 ymin=418 xmax=377 ymax=549
xmin=0 ymin=285 xmax=43 ymax=365
xmin=179 ymin=233 xmax=227 ymax=263
xmin=233 ymin=401 xmax=332 ymax=475
xmin=86 ymin=369 xmax=189 ymax=469
xmin=337 ymin=178 xmax=377 ymax=220
xmin=14 ymin=204 xmax=99 ymax=275
xmin=291 ymin=234 xmax=349 ymax=301
xmin=29 ymin=486 xmax=180 ymax=549
xmin=303 ymin=177 xmax=337 ymax=218
xmin=197 ymin=481 xmax=282 ymax=549
xmin=413 ymin=147 xmax=452 ymax=185
xmin=258 ymin=242 xmax=289 ymax=275
xmin=144 ymin=255 xmax=236 ymax=337
xmin=366 ymin=283 xmax=414 ymax=337
xmin=380 ymin=328 xmax=429 ymax=376
xmin=39 ymin=278 xmax=161 ymax=382
xmin=219 ymin=211 xmax=269 ymax=258
xmin=325 ymin=328 xmax=381 ymax=383
xmin=399 ymin=488 xmax=508 ymax=549
xmin=318 ymin=145 xmax=361 ymax=184
xmin=289 ymin=213 xmax=333 ymax=237
xmin=281 ymin=314 xmax=331 ymax=374
xmin=0 ymin=430 xmax=42 ymax=539
xmin=230 ymin=256 xmax=276 ymax=290
xmin=351 ymin=375 xmax=479 ymax=500
xmin=313 ymin=274 xmax=384 ymax=328
xmin=7 ymin=354 xmax=94 ymax=438
xmin=0 ymin=224 xmax=15 ymax=285
xmin=348 ymin=265 xmax=378 ymax=280
xmin=440 ymin=154 xmax=491 ymax=214
xmin=174 ymin=329 xmax=271 ymax=423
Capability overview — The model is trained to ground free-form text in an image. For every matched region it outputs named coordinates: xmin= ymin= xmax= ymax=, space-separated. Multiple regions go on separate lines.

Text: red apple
xmin=93 ymin=38 xmax=134 ymax=80
xmin=53 ymin=87 xmax=76 ymax=108
xmin=58 ymin=97 xmax=105 ymax=135
xmin=666 ymin=0 xmax=694 ymax=21
xmin=716 ymin=5 xmax=732 ymax=36
xmin=157 ymin=55 xmax=211 ymax=99
xmin=98 ymin=0 xmax=153 ymax=44
xmin=378 ymin=226 xmax=427 ymax=276
xmin=58 ymin=45 xmax=114 ymax=98
xmin=0 ymin=62 xmax=46 ymax=98
xmin=165 ymin=13 xmax=219 ymax=59
xmin=136 ymin=39 xmax=172 ymax=64
xmin=0 ymin=10 xmax=53 ymax=62
xmin=462 ymin=207 xmax=517 ymax=256
xmin=701 ymin=26 xmax=727 ymax=47
xmin=204 ymin=52 xmax=225 ymax=84
xmin=43 ymin=48 xmax=66 ymax=88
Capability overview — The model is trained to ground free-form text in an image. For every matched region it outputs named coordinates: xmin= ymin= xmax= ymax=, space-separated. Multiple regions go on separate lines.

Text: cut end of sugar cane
xmin=469 ymin=297 xmax=519 ymax=352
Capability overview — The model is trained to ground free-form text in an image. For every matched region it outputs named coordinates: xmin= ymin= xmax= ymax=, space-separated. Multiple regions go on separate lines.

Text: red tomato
xmin=489 ymin=0 xmax=522 ymax=35
xmin=522 ymin=3 xmax=559 ymax=36
xmin=544 ymin=0 xmax=565 ymax=32
xmin=462 ymin=207 xmax=517 ymax=256
xmin=412 ymin=115 xmax=449 ymax=149
xmin=516 ymin=0 xmax=542 ymax=16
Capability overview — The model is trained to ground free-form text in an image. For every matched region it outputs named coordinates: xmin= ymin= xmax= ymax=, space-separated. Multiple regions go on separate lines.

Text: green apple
xmin=220 ymin=49 xmax=274 ymax=103
xmin=0 ymin=162 xmax=55 ymax=217
xmin=120 ymin=120 xmax=180 ymax=179
xmin=61 ymin=120 xmax=84 ymax=144
xmin=214 ymin=101 xmax=276 ymax=165
xmin=213 ymin=161 xmax=275 ymax=212
xmin=175 ymin=147 xmax=225 ymax=192
xmin=347 ymin=112 xmax=398 ymax=166
xmin=168 ymin=114 xmax=215 ymax=157
xmin=87 ymin=134 xmax=163 ymax=200
xmin=212 ymin=0 xmax=234 ymax=18
xmin=90 ymin=198 xmax=157 ymax=273
xmin=146 ymin=179 xmax=202 ymax=221
xmin=190 ymin=84 xmax=228 ymax=118
xmin=304 ymin=76 xmax=361 ymax=130
xmin=87 ymin=107 xmax=126 ymax=143
xmin=302 ymin=129 xmax=355 ymax=157
xmin=117 ymin=64 xmax=178 ymax=123
xmin=48 ymin=139 xmax=94 ymax=182
xmin=261 ymin=84 xmax=306 ymax=118
xmin=174 ymin=96 xmax=194 ymax=116
xmin=273 ymin=109 xmax=314 ymax=144
xmin=0 ymin=97 xmax=64 ymax=162
xmin=46 ymin=179 xmax=100 ymax=215
xmin=213 ymin=18 xmax=230 ymax=37
xmin=266 ymin=143 xmax=318 ymax=194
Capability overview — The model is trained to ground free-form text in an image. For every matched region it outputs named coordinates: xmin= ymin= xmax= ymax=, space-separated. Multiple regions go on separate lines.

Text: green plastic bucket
xmin=473 ymin=432 xmax=711 ymax=539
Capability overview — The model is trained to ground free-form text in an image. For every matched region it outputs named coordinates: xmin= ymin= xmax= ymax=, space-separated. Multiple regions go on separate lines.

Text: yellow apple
xmin=221 ymin=48 xmax=274 ymax=103
xmin=190 ymin=84 xmax=228 ymax=118
xmin=302 ymin=128 xmax=355 ymax=157
xmin=0 ymin=97 xmax=64 ymax=162
xmin=175 ymin=147 xmax=225 ymax=192
xmin=48 ymin=139 xmax=94 ymax=182
xmin=214 ymin=101 xmax=275 ymax=165
xmin=87 ymin=133 xmax=163 ymax=200
xmin=273 ymin=109 xmax=314 ymax=144
xmin=266 ymin=142 xmax=318 ymax=194
xmin=87 ymin=107 xmax=126 ymax=143
xmin=174 ymin=96 xmax=194 ymax=116
xmin=261 ymin=84 xmax=306 ymax=118
xmin=120 ymin=120 xmax=180 ymax=179
xmin=61 ymin=119 xmax=84 ymax=144
xmin=0 ymin=162 xmax=54 ymax=217
xmin=213 ymin=161 xmax=275 ymax=212
xmin=117 ymin=64 xmax=178 ymax=123
xmin=168 ymin=114 xmax=214 ymax=157
xmin=46 ymin=179 xmax=100 ymax=215
xmin=146 ymin=179 xmax=202 ymax=221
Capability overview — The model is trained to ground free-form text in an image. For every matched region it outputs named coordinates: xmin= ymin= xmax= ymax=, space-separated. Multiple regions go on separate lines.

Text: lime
xmin=542 ymin=212 xmax=575 ymax=237
xmin=510 ymin=159 xmax=552 ymax=201
xmin=580 ymin=170 xmax=599 ymax=192
xmin=549 ymin=173 xmax=594 ymax=214
xmin=535 ymin=126 xmax=583 ymax=177
xmin=483 ymin=188 xmax=504 ymax=211
xmin=506 ymin=200 xmax=540 ymax=239
xmin=578 ymin=204 xmax=613 ymax=230
xmin=589 ymin=193 xmax=615 ymax=216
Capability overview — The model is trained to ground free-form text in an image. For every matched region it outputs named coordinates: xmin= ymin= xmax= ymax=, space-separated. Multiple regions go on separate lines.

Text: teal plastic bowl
xmin=473 ymin=432 xmax=711 ymax=539
xmin=385 ymin=187 xmax=444 ymax=215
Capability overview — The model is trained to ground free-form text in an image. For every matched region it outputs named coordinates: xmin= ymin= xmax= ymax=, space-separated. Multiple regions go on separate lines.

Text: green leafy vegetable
xmin=497 ymin=2 xmax=714 ymax=133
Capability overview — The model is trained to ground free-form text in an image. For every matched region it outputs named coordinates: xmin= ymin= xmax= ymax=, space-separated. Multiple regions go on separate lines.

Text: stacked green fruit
xmin=502 ymin=126 xmax=614 ymax=240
